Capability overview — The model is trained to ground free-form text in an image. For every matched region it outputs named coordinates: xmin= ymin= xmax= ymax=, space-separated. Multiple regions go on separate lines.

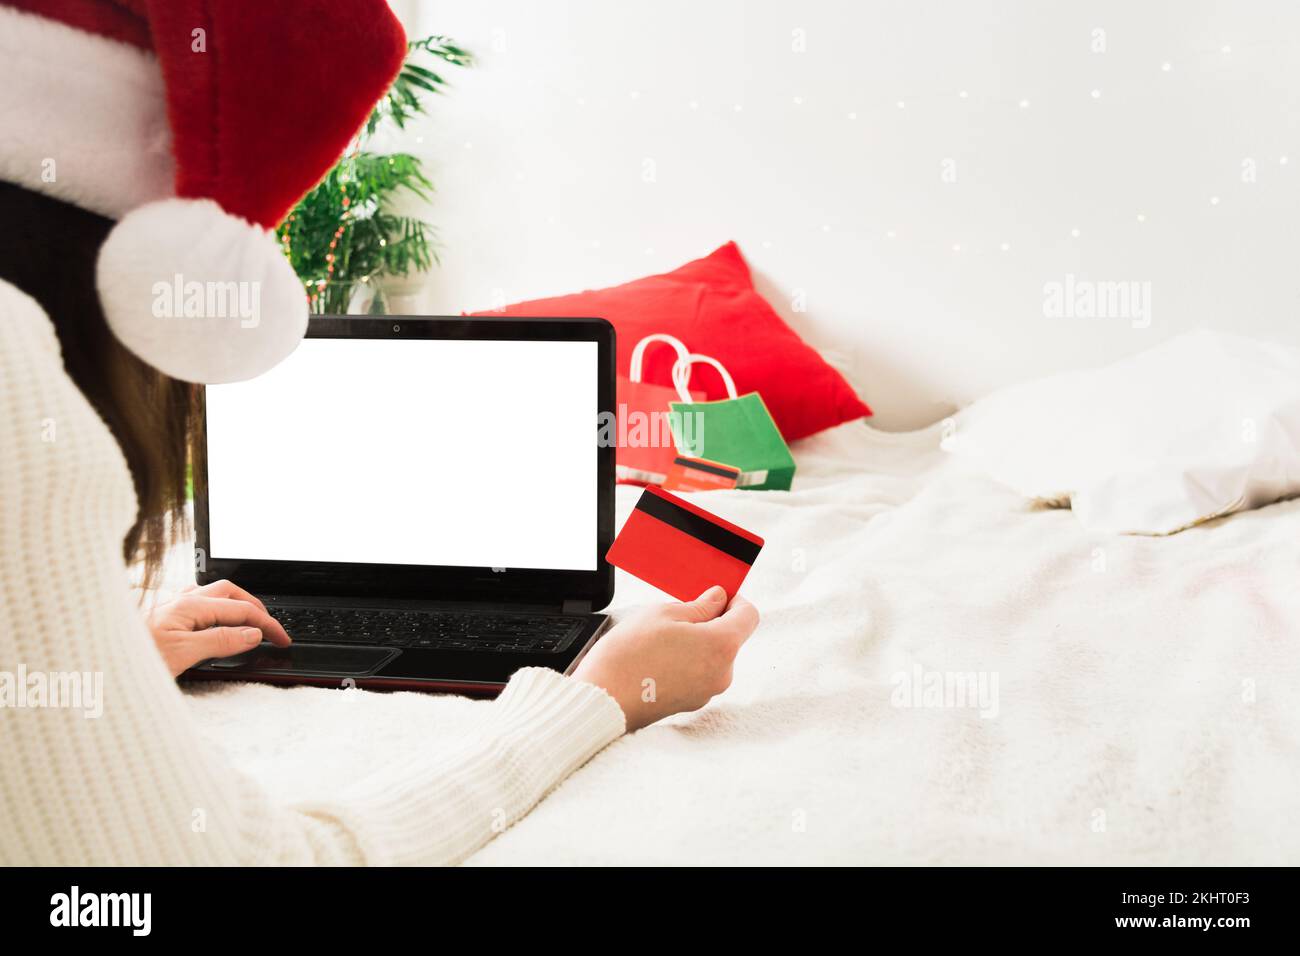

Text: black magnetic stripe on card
xmin=673 ymin=457 xmax=741 ymax=479
xmin=636 ymin=492 xmax=761 ymax=565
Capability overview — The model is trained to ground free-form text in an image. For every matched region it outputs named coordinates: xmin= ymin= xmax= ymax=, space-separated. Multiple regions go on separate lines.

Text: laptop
xmin=182 ymin=315 xmax=616 ymax=695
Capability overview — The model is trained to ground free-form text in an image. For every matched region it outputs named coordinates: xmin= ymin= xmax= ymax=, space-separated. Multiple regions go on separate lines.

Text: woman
xmin=0 ymin=0 xmax=757 ymax=865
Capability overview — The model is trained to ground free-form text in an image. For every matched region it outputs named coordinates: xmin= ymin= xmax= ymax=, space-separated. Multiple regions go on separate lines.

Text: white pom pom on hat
xmin=97 ymin=199 xmax=308 ymax=384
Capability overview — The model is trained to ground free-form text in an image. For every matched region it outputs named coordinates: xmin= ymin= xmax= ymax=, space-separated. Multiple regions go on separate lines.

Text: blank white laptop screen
xmin=204 ymin=337 xmax=598 ymax=571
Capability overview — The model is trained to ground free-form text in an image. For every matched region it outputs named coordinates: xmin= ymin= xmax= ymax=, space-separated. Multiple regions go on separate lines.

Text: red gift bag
xmin=615 ymin=334 xmax=703 ymax=485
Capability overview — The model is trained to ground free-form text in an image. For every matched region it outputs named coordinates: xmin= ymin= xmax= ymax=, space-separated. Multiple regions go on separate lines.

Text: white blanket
xmin=185 ymin=420 xmax=1300 ymax=864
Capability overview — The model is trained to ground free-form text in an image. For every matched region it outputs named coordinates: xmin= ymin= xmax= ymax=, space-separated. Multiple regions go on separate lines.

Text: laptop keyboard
xmin=269 ymin=605 xmax=584 ymax=655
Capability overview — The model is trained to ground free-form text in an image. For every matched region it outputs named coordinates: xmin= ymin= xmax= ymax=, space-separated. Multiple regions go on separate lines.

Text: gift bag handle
xmin=629 ymin=333 xmax=691 ymax=384
xmin=671 ymin=352 xmax=738 ymax=404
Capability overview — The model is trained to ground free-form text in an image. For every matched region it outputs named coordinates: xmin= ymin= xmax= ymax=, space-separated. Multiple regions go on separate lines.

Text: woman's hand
xmin=572 ymin=586 xmax=759 ymax=732
xmin=146 ymin=579 xmax=292 ymax=677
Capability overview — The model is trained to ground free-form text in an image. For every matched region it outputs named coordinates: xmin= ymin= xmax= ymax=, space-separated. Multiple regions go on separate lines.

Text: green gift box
xmin=668 ymin=353 xmax=796 ymax=491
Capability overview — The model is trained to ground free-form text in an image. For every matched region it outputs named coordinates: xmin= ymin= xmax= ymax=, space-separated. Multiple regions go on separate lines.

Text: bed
xmin=183 ymin=417 xmax=1300 ymax=865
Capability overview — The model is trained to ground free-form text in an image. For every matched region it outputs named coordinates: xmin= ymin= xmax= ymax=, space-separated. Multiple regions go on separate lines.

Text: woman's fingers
xmin=179 ymin=595 xmax=292 ymax=646
xmin=700 ymin=595 xmax=760 ymax=648
xmin=664 ymin=585 xmax=730 ymax=623
xmin=189 ymin=625 xmax=264 ymax=662
xmin=189 ymin=578 xmax=269 ymax=614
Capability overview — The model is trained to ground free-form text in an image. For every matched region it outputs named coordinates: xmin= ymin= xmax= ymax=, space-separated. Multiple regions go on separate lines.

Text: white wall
xmin=389 ymin=0 xmax=1300 ymax=429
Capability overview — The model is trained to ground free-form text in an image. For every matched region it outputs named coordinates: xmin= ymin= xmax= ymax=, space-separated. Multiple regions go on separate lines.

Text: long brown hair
xmin=0 ymin=181 xmax=196 ymax=587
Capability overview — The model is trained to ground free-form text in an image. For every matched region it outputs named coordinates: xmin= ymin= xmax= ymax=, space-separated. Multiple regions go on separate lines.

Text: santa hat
xmin=0 ymin=0 xmax=407 ymax=383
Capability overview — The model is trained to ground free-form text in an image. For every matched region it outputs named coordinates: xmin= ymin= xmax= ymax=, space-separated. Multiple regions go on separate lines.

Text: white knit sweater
xmin=0 ymin=279 xmax=626 ymax=865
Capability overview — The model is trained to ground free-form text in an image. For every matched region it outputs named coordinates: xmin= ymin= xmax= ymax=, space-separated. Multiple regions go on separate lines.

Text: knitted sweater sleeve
xmin=0 ymin=282 xmax=625 ymax=865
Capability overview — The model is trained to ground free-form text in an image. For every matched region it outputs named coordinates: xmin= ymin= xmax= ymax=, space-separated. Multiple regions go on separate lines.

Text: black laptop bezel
xmin=193 ymin=315 xmax=616 ymax=611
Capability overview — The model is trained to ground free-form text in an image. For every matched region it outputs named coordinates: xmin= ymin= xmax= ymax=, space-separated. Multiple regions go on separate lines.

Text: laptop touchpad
xmin=196 ymin=643 xmax=399 ymax=679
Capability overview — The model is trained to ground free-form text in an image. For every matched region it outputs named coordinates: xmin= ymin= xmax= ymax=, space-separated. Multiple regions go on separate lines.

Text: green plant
xmin=277 ymin=35 xmax=472 ymax=314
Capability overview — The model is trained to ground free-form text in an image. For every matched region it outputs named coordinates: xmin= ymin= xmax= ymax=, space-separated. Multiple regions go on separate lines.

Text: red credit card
xmin=606 ymin=487 xmax=764 ymax=601
xmin=661 ymin=455 xmax=741 ymax=492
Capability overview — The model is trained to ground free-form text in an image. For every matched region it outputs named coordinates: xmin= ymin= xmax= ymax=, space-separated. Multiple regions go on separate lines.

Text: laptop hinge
xmin=562 ymin=599 xmax=593 ymax=615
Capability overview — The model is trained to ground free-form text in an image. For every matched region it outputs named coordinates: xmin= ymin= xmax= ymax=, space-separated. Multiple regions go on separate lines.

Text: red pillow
xmin=471 ymin=242 xmax=871 ymax=441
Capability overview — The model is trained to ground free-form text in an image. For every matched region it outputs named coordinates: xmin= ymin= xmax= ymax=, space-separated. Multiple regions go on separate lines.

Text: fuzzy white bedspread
xmin=184 ymin=420 xmax=1300 ymax=865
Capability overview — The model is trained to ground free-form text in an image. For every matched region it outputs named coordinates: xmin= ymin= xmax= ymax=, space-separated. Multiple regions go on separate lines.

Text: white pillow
xmin=946 ymin=330 xmax=1300 ymax=534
